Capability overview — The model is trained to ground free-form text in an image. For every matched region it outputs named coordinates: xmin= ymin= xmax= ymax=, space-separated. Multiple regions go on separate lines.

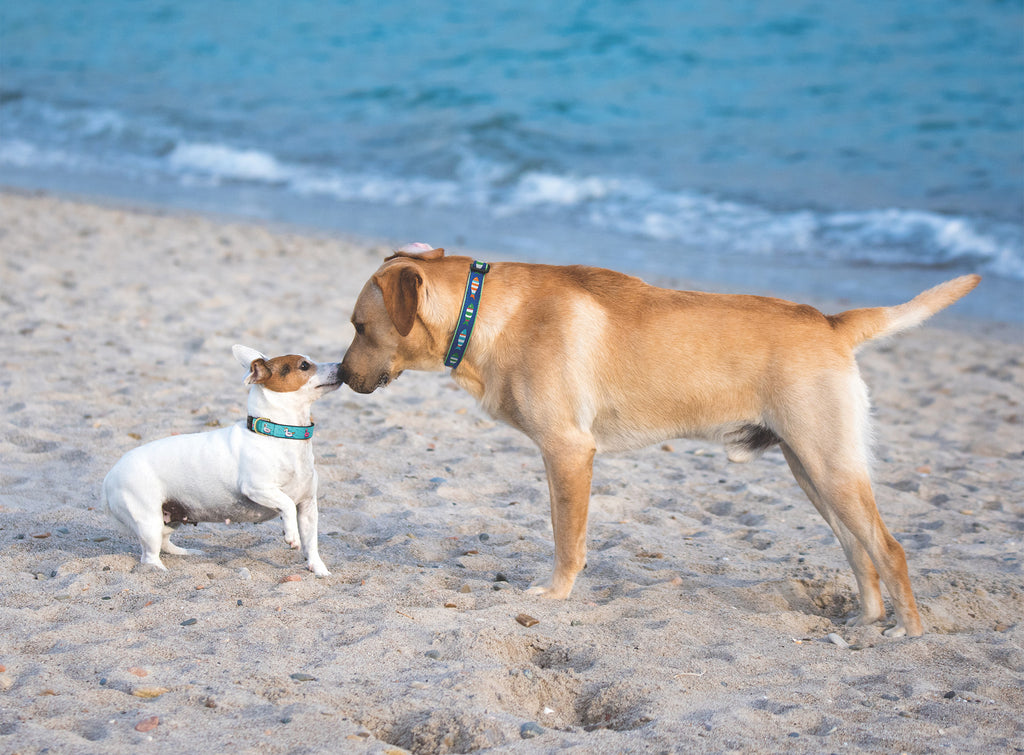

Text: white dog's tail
xmin=830 ymin=274 xmax=980 ymax=350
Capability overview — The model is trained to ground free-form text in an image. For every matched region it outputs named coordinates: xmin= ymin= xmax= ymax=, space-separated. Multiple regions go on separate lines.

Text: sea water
xmin=1 ymin=1 xmax=1021 ymax=320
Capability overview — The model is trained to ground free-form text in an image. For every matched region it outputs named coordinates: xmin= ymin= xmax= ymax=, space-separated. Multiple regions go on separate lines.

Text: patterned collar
xmin=246 ymin=416 xmax=315 ymax=440
xmin=444 ymin=260 xmax=490 ymax=369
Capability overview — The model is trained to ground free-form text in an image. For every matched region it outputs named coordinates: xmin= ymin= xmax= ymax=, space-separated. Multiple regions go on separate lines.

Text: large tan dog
xmin=340 ymin=246 xmax=979 ymax=637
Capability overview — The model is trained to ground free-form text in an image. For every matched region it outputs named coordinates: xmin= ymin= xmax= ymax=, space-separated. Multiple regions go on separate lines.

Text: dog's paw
xmin=526 ymin=581 xmax=571 ymax=600
xmin=164 ymin=544 xmax=204 ymax=557
xmin=883 ymin=620 xmax=923 ymax=638
xmin=307 ymin=561 xmax=331 ymax=578
xmin=845 ymin=610 xmax=885 ymax=629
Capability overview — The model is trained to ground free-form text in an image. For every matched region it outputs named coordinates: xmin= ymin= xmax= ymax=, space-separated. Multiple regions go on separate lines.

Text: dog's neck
xmin=443 ymin=260 xmax=490 ymax=369
xmin=246 ymin=387 xmax=313 ymax=428
xmin=433 ymin=259 xmax=508 ymax=402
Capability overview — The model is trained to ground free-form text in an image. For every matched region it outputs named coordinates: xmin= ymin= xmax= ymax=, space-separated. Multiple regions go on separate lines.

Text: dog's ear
xmin=244 ymin=358 xmax=272 ymax=386
xmin=233 ymin=344 xmax=266 ymax=366
xmin=385 ymin=245 xmax=445 ymax=262
xmin=373 ymin=262 xmax=423 ymax=337
xmin=232 ymin=345 xmax=270 ymax=384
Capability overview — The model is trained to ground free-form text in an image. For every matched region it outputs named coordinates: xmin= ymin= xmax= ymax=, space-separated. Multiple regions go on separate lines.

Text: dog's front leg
xmin=296 ymin=489 xmax=330 ymax=577
xmin=527 ymin=439 xmax=596 ymax=599
xmin=239 ymin=485 xmax=301 ymax=549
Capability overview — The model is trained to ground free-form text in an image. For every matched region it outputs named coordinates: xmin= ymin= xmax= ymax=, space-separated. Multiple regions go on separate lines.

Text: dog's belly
xmin=592 ymin=412 xmax=781 ymax=459
xmin=162 ymin=497 xmax=278 ymax=525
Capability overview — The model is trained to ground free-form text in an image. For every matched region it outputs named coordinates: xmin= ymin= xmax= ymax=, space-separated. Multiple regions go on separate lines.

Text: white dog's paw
xmin=163 ymin=543 xmax=204 ymax=557
xmin=308 ymin=561 xmax=331 ymax=578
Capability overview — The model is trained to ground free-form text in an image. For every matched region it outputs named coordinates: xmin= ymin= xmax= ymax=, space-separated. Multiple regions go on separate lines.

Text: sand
xmin=0 ymin=189 xmax=1021 ymax=754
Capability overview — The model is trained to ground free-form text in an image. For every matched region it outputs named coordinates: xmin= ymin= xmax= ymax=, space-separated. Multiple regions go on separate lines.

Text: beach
xmin=0 ymin=189 xmax=1022 ymax=753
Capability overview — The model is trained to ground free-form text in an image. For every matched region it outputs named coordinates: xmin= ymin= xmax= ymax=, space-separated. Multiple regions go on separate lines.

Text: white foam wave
xmin=510 ymin=172 xmax=624 ymax=207
xmin=0 ymin=138 xmax=91 ymax=171
xmin=476 ymin=169 xmax=1022 ymax=279
xmin=293 ymin=173 xmax=462 ymax=206
xmin=2 ymin=126 xmax=1020 ymax=280
xmin=168 ymin=143 xmax=290 ymax=184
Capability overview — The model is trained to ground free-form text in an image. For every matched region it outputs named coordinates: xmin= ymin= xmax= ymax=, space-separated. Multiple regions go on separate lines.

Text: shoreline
xmin=4 ymin=181 xmax=1019 ymax=331
xmin=1 ymin=190 xmax=1021 ymax=753
xmin=2 ymin=176 xmax=1021 ymax=327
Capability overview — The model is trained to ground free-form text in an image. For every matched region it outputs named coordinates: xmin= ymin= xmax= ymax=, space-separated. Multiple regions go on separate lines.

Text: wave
xmin=168 ymin=143 xmax=291 ymax=184
xmin=2 ymin=126 xmax=1021 ymax=281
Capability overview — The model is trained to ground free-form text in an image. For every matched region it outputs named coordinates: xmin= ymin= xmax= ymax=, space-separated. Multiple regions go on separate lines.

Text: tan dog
xmin=340 ymin=246 xmax=979 ymax=637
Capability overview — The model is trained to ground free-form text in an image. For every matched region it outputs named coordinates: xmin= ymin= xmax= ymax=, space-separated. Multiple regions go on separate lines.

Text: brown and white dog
xmin=339 ymin=245 xmax=979 ymax=636
xmin=104 ymin=345 xmax=341 ymax=575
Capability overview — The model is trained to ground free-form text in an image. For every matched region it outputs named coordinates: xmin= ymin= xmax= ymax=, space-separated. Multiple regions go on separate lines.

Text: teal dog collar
xmin=247 ymin=416 xmax=315 ymax=440
xmin=444 ymin=260 xmax=490 ymax=369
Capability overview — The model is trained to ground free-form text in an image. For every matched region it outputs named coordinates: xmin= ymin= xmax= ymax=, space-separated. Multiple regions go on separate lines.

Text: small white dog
xmin=103 ymin=345 xmax=341 ymax=575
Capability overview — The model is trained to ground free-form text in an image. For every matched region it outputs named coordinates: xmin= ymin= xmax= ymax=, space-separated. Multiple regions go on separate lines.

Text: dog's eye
xmin=299 ymin=361 xmax=310 ymax=371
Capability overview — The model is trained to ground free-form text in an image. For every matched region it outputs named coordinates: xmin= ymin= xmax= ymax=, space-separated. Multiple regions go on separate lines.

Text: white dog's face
xmin=233 ymin=345 xmax=342 ymax=398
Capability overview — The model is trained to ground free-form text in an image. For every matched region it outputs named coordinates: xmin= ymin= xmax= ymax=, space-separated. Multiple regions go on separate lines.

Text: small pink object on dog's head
xmin=399 ymin=242 xmax=434 ymax=253
xmin=387 ymin=243 xmax=446 ymax=262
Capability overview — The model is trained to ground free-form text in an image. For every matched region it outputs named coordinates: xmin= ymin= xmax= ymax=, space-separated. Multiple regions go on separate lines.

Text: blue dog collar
xmin=444 ymin=260 xmax=490 ymax=369
xmin=247 ymin=416 xmax=315 ymax=440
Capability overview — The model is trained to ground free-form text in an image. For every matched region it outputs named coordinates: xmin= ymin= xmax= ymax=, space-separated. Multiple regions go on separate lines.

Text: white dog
xmin=103 ymin=345 xmax=341 ymax=575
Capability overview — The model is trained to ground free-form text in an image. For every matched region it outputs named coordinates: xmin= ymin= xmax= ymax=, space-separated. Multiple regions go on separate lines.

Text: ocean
xmin=2 ymin=0 xmax=1021 ymax=320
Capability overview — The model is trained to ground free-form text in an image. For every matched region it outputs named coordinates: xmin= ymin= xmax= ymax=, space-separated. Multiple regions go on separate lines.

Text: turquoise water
xmin=2 ymin=1 xmax=1021 ymax=317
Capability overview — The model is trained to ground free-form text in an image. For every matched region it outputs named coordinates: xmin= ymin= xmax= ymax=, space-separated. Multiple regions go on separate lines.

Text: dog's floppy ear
xmin=232 ymin=344 xmax=270 ymax=385
xmin=385 ymin=245 xmax=445 ymax=262
xmin=373 ymin=262 xmax=424 ymax=337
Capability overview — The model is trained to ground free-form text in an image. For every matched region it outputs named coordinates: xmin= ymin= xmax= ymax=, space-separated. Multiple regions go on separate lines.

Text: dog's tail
xmin=829 ymin=274 xmax=980 ymax=350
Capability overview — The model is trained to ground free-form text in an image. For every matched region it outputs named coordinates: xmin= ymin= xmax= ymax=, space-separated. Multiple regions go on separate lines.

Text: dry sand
xmin=0 ymin=190 xmax=1021 ymax=754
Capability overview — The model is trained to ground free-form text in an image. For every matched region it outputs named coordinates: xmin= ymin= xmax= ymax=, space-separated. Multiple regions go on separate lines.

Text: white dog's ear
xmin=232 ymin=345 xmax=268 ymax=384
xmin=233 ymin=344 xmax=266 ymax=367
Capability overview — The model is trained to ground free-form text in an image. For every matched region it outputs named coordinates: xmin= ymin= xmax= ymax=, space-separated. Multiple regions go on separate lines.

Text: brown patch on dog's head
xmin=245 ymin=355 xmax=316 ymax=393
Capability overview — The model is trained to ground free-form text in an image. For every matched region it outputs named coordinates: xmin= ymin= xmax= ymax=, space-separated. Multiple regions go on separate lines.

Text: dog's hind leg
xmin=527 ymin=436 xmax=596 ymax=600
xmin=780 ymin=433 xmax=922 ymax=636
xmin=781 ymin=443 xmax=886 ymax=627
xmin=133 ymin=513 xmax=169 ymax=571
xmin=777 ymin=370 xmax=923 ymax=637
xmin=105 ymin=483 xmax=168 ymax=570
